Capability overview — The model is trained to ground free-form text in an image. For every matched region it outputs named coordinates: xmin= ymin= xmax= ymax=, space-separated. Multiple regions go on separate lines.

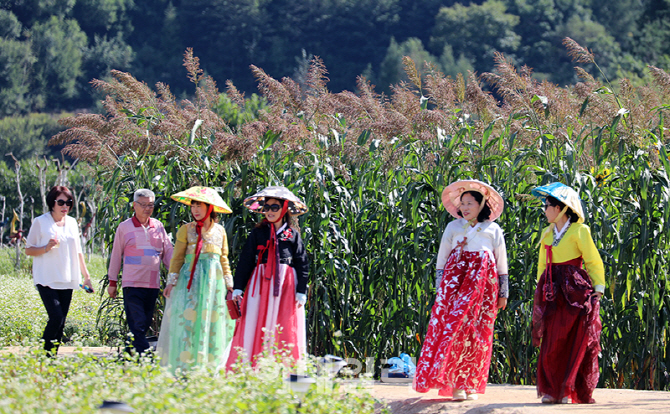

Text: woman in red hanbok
xmin=531 ymin=182 xmax=604 ymax=404
xmin=414 ymin=180 xmax=508 ymax=401
xmin=226 ymin=186 xmax=309 ymax=369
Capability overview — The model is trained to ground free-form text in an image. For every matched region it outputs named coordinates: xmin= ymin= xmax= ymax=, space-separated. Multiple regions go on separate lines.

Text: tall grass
xmin=52 ymin=44 xmax=670 ymax=389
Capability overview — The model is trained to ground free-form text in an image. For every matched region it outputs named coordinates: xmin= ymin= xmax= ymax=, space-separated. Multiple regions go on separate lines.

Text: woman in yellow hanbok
xmin=156 ymin=186 xmax=234 ymax=373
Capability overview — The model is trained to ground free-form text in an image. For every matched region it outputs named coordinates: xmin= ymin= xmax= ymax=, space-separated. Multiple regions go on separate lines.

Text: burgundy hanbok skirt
xmin=532 ymin=260 xmax=602 ymax=403
xmin=413 ymin=250 xmax=499 ymax=397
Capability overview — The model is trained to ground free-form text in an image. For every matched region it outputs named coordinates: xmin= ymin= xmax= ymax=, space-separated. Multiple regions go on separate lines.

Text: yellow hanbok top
xmin=537 ymin=222 xmax=605 ymax=292
xmin=168 ymin=222 xmax=233 ymax=288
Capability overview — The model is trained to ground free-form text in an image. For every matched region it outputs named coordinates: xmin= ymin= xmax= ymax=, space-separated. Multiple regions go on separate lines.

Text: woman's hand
xmin=232 ymin=289 xmax=243 ymax=305
xmin=296 ymin=292 xmax=307 ymax=308
xmin=591 ymin=291 xmax=603 ymax=301
xmin=497 ymin=297 xmax=507 ymax=310
xmin=82 ymin=277 xmax=94 ymax=293
xmin=164 ymin=284 xmax=174 ymax=298
xmin=45 ymin=238 xmax=59 ymax=252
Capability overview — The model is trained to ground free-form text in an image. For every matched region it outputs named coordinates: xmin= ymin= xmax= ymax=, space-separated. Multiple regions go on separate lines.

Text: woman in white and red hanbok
xmin=226 ymin=186 xmax=309 ymax=369
xmin=414 ymin=180 xmax=508 ymax=401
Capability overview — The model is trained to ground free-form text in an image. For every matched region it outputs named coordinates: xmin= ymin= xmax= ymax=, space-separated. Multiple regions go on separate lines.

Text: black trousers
xmin=123 ymin=287 xmax=159 ymax=355
xmin=36 ymin=284 xmax=73 ymax=355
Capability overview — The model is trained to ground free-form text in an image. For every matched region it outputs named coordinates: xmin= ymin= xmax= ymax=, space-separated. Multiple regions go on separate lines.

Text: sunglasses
xmin=56 ymin=199 xmax=73 ymax=207
xmin=262 ymin=204 xmax=282 ymax=212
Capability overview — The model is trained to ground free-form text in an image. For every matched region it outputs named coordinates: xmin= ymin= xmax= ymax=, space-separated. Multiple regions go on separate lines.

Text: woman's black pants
xmin=36 ymin=284 xmax=72 ymax=355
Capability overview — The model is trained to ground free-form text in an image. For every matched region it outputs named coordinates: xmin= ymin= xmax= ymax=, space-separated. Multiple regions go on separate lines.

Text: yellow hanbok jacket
xmin=537 ymin=223 xmax=605 ymax=293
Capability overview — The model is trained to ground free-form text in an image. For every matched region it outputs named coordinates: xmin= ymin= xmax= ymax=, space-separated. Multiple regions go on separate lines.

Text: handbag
xmin=226 ymin=291 xmax=242 ymax=319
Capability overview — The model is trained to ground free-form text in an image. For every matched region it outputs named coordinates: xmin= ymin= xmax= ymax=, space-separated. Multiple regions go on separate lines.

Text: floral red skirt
xmin=532 ymin=261 xmax=601 ymax=403
xmin=413 ymin=250 xmax=499 ymax=397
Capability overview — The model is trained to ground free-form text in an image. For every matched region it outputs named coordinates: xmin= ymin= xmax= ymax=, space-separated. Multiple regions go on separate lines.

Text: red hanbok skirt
xmin=532 ymin=261 xmax=602 ymax=403
xmin=226 ymin=263 xmax=307 ymax=369
xmin=413 ymin=249 xmax=499 ymax=397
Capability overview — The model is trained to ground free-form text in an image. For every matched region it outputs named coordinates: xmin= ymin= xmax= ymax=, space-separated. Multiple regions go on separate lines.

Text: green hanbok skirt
xmin=157 ymin=253 xmax=233 ymax=373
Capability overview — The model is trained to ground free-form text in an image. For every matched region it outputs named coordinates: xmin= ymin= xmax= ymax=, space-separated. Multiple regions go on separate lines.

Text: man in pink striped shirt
xmin=107 ymin=189 xmax=173 ymax=355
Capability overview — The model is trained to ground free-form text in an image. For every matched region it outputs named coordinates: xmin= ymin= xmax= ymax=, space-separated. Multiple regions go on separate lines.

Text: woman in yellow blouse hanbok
xmin=156 ymin=187 xmax=234 ymax=373
xmin=531 ymin=183 xmax=605 ymax=404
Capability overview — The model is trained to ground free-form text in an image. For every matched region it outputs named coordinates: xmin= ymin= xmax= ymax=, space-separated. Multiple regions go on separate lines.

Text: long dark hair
xmin=457 ymin=190 xmax=492 ymax=223
xmin=545 ymin=196 xmax=580 ymax=222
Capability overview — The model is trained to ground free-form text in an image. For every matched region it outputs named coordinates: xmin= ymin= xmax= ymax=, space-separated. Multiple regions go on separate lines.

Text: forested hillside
xmin=1 ymin=0 xmax=669 ymax=121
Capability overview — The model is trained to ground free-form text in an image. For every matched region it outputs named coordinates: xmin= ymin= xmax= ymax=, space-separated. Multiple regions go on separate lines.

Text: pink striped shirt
xmin=107 ymin=216 xmax=173 ymax=289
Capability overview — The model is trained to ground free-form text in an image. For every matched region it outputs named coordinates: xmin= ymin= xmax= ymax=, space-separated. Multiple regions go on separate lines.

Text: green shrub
xmin=0 ymin=350 xmax=380 ymax=414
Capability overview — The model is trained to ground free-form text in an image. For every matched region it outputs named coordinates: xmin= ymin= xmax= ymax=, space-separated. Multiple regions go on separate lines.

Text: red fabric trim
xmin=131 ymin=215 xmax=155 ymax=228
xmin=187 ymin=204 xmax=214 ymax=291
xmin=254 ymin=200 xmax=290 ymax=298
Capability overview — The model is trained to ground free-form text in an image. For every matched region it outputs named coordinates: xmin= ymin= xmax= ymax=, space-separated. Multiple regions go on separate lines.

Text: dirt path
xmin=372 ymin=382 xmax=670 ymax=414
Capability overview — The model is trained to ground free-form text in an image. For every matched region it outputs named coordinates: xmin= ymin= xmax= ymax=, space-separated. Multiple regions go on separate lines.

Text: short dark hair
xmin=46 ymin=186 xmax=74 ymax=212
xmin=457 ymin=190 xmax=492 ymax=222
xmin=546 ymin=196 xmax=580 ymax=222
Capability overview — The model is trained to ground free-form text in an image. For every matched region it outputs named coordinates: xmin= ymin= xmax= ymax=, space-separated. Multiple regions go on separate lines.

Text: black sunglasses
xmin=262 ymin=204 xmax=282 ymax=212
xmin=56 ymin=199 xmax=73 ymax=207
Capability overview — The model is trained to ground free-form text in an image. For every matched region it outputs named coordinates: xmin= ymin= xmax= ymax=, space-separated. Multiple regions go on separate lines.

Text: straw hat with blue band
xmin=243 ymin=186 xmax=308 ymax=216
xmin=531 ymin=182 xmax=585 ymax=223
xmin=441 ymin=179 xmax=504 ymax=224
xmin=171 ymin=186 xmax=232 ymax=214
xmin=532 ymin=182 xmax=585 ymax=246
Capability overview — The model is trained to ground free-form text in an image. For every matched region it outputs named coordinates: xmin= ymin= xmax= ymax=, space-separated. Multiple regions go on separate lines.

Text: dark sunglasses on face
xmin=262 ymin=204 xmax=282 ymax=212
xmin=56 ymin=199 xmax=73 ymax=207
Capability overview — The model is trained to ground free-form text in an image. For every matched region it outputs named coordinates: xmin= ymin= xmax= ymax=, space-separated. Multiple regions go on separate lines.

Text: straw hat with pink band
xmin=441 ymin=179 xmax=504 ymax=227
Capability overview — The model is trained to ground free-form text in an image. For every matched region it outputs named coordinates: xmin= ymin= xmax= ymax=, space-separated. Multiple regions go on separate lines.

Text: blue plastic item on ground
xmin=386 ymin=353 xmax=416 ymax=376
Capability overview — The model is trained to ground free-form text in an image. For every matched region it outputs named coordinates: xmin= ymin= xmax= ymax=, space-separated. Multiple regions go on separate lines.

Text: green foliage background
xmin=47 ymin=47 xmax=669 ymax=393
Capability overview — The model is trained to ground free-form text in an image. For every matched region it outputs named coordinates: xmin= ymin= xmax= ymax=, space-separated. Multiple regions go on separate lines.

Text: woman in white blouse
xmin=413 ymin=180 xmax=508 ymax=401
xmin=25 ymin=186 xmax=93 ymax=355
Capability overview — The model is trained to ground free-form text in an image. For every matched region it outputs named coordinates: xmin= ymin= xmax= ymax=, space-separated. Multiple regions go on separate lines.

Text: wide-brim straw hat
xmin=441 ymin=179 xmax=504 ymax=221
xmin=171 ymin=186 xmax=232 ymax=214
xmin=531 ymin=182 xmax=585 ymax=223
xmin=244 ymin=186 xmax=308 ymax=216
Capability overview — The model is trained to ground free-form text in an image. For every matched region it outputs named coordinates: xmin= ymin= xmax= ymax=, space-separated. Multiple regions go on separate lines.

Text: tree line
xmin=1 ymin=0 xmax=669 ymax=124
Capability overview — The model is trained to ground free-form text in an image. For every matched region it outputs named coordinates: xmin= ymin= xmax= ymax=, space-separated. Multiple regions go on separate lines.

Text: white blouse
xmin=26 ymin=213 xmax=83 ymax=289
xmin=435 ymin=218 xmax=508 ymax=275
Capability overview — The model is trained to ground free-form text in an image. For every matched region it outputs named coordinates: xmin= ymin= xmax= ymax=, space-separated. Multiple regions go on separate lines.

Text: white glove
xmin=232 ymin=289 xmax=243 ymax=300
xmin=296 ymin=292 xmax=307 ymax=306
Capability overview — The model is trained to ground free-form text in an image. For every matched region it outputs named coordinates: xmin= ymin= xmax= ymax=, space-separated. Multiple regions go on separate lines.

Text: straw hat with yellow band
xmin=441 ymin=179 xmax=504 ymax=227
xmin=531 ymin=182 xmax=585 ymax=242
xmin=170 ymin=186 xmax=232 ymax=291
xmin=171 ymin=186 xmax=232 ymax=214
